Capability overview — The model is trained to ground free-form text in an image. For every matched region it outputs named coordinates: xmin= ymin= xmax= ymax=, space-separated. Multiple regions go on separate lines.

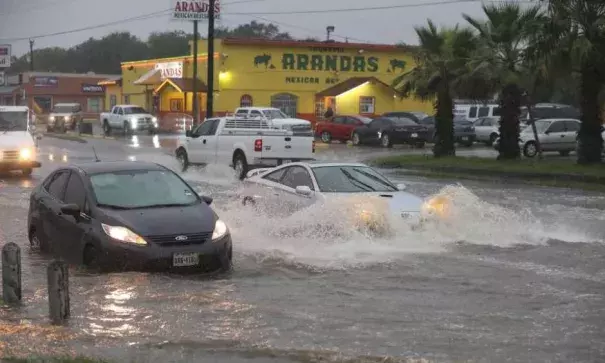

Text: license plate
xmin=173 ymin=252 xmax=199 ymax=267
xmin=461 ymin=136 xmax=468 ymax=141
xmin=411 ymin=133 xmax=418 ymax=138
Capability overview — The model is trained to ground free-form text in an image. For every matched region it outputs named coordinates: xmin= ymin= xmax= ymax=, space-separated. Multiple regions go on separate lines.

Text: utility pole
xmin=28 ymin=39 xmax=34 ymax=71
xmin=206 ymin=0 xmax=216 ymax=119
xmin=192 ymin=21 xmax=199 ymax=125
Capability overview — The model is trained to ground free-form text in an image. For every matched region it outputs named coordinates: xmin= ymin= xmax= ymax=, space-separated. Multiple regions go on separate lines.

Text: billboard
xmin=171 ymin=0 xmax=221 ymax=21
xmin=0 ymin=45 xmax=11 ymax=68
xmin=33 ymin=76 xmax=59 ymax=88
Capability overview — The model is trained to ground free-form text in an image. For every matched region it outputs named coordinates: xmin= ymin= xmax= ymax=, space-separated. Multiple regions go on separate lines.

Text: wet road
xmin=0 ymin=134 xmax=603 ymax=363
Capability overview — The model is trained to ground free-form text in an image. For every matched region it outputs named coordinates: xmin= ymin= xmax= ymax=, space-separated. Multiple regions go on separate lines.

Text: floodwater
xmin=0 ymin=150 xmax=604 ymax=363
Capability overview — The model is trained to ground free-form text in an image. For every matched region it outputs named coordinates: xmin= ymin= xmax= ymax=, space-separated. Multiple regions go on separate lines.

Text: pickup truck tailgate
xmin=260 ymin=134 xmax=314 ymax=160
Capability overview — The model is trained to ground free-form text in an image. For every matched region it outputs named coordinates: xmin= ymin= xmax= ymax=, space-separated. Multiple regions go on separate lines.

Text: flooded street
xmin=1 ymin=135 xmax=604 ymax=363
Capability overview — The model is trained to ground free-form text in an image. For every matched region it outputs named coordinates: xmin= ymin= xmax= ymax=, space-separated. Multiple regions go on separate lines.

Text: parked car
xmin=47 ymin=103 xmax=83 ymax=133
xmin=233 ymin=107 xmax=312 ymax=133
xmin=351 ymin=116 xmax=430 ymax=148
xmin=175 ymin=116 xmax=315 ymax=179
xmin=417 ymin=116 xmax=476 ymax=146
xmin=473 ymin=117 xmax=500 ymax=145
xmin=315 ymin=115 xmax=372 ymax=143
xmin=27 ymin=161 xmax=233 ymax=272
xmin=381 ymin=111 xmax=427 ymax=123
xmin=100 ymin=105 xmax=158 ymax=136
xmin=498 ymin=118 xmax=581 ymax=157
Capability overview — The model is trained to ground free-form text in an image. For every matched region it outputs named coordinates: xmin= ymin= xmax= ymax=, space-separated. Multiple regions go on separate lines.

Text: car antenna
xmin=92 ymin=146 xmax=101 ymax=162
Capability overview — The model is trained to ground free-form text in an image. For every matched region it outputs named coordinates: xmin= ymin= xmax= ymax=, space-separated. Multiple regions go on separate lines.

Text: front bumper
xmin=391 ymin=132 xmax=430 ymax=144
xmin=98 ymin=233 xmax=232 ymax=272
xmin=455 ymin=134 xmax=476 ymax=142
xmin=0 ymin=160 xmax=42 ymax=171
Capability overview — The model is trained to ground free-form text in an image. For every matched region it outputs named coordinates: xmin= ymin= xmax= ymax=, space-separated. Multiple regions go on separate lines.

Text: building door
xmin=271 ymin=93 xmax=298 ymax=118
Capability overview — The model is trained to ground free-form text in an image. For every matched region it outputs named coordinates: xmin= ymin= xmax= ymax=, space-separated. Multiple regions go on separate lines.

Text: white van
xmin=454 ymin=103 xmax=500 ymax=122
xmin=0 ymin=106 xmax=42 ymax=176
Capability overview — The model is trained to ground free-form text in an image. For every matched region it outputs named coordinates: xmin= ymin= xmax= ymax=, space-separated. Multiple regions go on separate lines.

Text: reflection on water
xmin=153 ymin=135 xmax=160 ymax=148
xmin=131 ymin=136 xmax=140 ymax=148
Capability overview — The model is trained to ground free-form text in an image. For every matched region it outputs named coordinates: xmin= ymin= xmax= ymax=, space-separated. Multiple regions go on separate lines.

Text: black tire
xmin=523 ymin=141 xmax=538 ymax=158
xmin=489 ymin=133 xmax=498 ymax=145
xmin=22 ymin=168 xmax=33 ymax=177
xmin=351 ymin=132 xmax=361 ymax=146
xmin=320 ymin=131 xmax=332 ymax=143
xmin=29 ymin=228 xmax=49 ymax=253
xmin=102 ymin=120 xmax=111 ymax=136
xmin=217 ymin=246 xmax=233 ymax=273
xmin=381 ymin=133 xmax=392 ymax=148
xmin=233 ymin=151 xmax=248 ymax=180
xmin=559 ymin=150 xmax=571 ymax=156
xmin=176 ymin=148 xmax=189 ymax=172
xmin=83 ymin=244 xmax=101 ymax=270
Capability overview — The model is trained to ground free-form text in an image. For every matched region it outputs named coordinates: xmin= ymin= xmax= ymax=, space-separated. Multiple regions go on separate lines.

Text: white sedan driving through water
xmin=240 ymin=162 xmax=448 ymax=235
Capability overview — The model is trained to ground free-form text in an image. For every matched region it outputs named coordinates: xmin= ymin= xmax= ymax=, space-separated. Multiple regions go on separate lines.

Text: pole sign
xmin=0 ymin=71 xmax=5 ymax=86
xmin=0 ymin=45 xmax=11 ymax=68
xmin=171 ymin=1 xmax=221 ymax=21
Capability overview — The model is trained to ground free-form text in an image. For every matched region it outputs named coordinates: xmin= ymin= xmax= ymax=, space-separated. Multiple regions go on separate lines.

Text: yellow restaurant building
xmin=98 ymin=38 xmax=433 ymax=126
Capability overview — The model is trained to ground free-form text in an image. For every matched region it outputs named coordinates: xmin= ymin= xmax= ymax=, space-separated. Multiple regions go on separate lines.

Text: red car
xmin=315 ymin=115 xmax=373 ymax=143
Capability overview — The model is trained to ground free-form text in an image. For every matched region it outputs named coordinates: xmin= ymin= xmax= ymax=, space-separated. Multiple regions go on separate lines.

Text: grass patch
xmin=2 ymin=357 xmax=111 ymax=363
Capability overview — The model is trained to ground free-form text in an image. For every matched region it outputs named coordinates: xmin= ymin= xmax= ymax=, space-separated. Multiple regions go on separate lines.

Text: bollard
xmin=2 ymin=242 xmax=22 ymax=304
xmin=47 ymin=260 xmax=70 ymax=324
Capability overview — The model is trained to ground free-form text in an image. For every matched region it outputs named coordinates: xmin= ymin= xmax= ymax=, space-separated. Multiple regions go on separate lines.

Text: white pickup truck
xmin=100 ymin=105 xmax=158 ymax=136
xmin=0 ymin=106 xmax=42 ymax=176
xmin=175 ymin=117 xmax=315 ymax=179
xmin=233 ymin=107 xmax=313 ymax=134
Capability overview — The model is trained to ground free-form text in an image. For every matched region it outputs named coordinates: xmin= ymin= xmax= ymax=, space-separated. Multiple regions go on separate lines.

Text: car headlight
xmin=152 ymin=116 xmax=158 ymax=125
xmin=421 ymin=196 xmax=449 ymax=217
xmin=19 ymin=148 xmax=33 ymax=160
xmin=65 ymin=116 xmax=71 ymax=121
xmin=212 ymin=219 xmax=228 ymax=240
xmin=49 ymin=116 xmax=55 ymax=121
xmin=101 ymin=223 xmax=147 ymax=245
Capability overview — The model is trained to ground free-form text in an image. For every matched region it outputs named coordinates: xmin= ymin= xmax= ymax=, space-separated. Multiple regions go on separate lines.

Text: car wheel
xmin=489 ymin=133 xmax=498 ymax=145
xmin=22 ymin=168 xmax=32 ymax=177
xmin=352 ymin=132 xmax=361 ymax=146
xmin=83 ymin=244 xmax=101 ymax=270
xmin=320 ymin=131 xmax=332 ymax=143
xmin=523 ymin=141 xmax=538 ymax=158
xmin=103 ymin=121 xmax=111 ymax=136
xmin=381 ymin=133 xmax=392 ymax=148
xmin=123 ymin=122 xmax=130 ymax=136
xmin=233 ymin=152 xmax=248 ymax=180
xmin=217 ymin=246 xmax=233 ymax=273
xmin=29 ymin=228 xmax=49 ymax=253
xmin=559 ymin=150 xmax=571 ymax=156
xmin=176 ymin=148 xmax=189 ymax=172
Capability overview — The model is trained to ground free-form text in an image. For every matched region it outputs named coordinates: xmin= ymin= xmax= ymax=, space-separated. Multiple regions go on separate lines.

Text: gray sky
xmin=1 ymin=0 xmax=490 ymax=57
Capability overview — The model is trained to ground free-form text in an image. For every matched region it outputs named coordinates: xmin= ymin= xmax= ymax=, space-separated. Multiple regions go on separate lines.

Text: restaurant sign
xmin=171 ymin=1 xmax=221 ymax=21
xmin=155 ymin=61 xmax=183 ymax=79
xmin=0 ymin=45 xmax=10 ymax=68
xmin=82 ymin=83 xmax=104 ymax=93
xmin=33 ymin=76 xmax=58 ymax=88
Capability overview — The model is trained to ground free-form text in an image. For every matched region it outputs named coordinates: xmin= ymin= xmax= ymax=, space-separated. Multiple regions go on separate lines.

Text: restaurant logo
xmin=388 ymin=59 xmax=406 ymax=73
xmin=155 ymin=61 xmax=183 ymax=79
xmin=252 ymin=53 xmax=408 ymax=74
xmin=33 ymin=76 xmax=58 ymax=88
xmin=81 ymin=83 xmax=104 ymax=93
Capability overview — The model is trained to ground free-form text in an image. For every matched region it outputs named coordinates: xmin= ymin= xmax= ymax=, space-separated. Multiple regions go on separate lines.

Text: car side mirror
xmin=396 ymin=183 xmax=406 ymax=191
xmin=185 ymin=130 xmax=192 ymax=137
xmin=201 ymin=195 xmax=213 ymax=205
xmin=295 ymin=185 xmax=312 ymax=196
xmin=60 ymin=203 xmax=81 ymax=217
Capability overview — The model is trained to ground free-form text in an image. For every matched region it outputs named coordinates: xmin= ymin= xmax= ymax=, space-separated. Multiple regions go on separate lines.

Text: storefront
xmin=119 ymin=38 xmax=432 ymax=124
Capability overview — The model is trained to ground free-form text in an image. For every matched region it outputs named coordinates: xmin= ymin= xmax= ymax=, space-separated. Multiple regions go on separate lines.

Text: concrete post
xmin=47 ymin=260 xmax=70 ymax=324
xmin=2 ymin=243 xmax=22 ymax=305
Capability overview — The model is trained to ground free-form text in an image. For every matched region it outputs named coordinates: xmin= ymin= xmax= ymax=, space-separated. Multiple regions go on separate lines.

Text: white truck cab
xmin=232 ymin=107 xmax=312 ymax=134
xmin=100 ymin=105 xmax=158 ymax=136
xmin=175 ymin=117 xmax=315 ymax=179
xmin=0 ymin=106 xmax=42 ymax=176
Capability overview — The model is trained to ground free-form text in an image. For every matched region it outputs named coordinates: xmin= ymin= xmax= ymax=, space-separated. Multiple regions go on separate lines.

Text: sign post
xmin=0 ymin=45 xmax=10 ymax=68
xmin=206 ymin=0 xmax=216 ymax=120
xmin=192 ymin=20 xmax=199 ymax=124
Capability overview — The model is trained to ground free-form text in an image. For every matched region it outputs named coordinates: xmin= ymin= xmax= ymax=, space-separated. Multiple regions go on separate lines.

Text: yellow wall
xmin=103 ymin=84 xmax=122 ymax=111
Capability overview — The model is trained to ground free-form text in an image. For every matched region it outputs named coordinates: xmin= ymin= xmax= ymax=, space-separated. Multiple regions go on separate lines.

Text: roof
xmin=73 ymin=161 xmax=167 ymax=174
xmin=154 ymin=78 xmax=208 ymax=93
xmin=315 ymin=77 xmax=397 ymax=97
xmin=0 ymin=106 xmax=29 ymax=111
xmin=98 ymin=76 xmax=122 ymax=86
xmin=222 ymin=38 xmax=414 ymax=53
xmin=23 ymin=72 xmax=119 ymax=78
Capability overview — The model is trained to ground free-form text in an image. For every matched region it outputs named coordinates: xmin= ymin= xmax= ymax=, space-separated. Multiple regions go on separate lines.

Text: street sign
xmin=0 ymin=45 xmax=11 ymax=68
xmin=0 ymin=71 xmax=5 ymax=86
xmin=171 ymin=0 xmax=221 ymax=21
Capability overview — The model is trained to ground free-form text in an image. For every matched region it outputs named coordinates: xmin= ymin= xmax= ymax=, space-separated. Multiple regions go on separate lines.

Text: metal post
xmin=29 ymin=39 xmax=34 ymax=71
xmin=192 ymin=20 xmax=199 ymax=125
xmin=524 ymin=92 xmax=542 ymax=159
xmin=2 ymin=243 xmax=22 ymax=305
xmin=206 ymin=0 xmax=216 ymax=119
xmin=47 ymin=260 xmax=70 ymax=324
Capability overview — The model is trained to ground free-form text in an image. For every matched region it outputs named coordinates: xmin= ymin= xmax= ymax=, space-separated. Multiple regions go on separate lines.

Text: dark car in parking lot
xmin=27 ymin=161 xmax=232 ymax=272
xmin=418 ymin=116 xmax=476 ymax=146
xmin=351 ymin=116 xmax=430 ymax=148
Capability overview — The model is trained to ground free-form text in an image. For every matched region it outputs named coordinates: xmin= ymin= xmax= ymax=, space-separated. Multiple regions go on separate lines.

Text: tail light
xmin=312 ymin=140 xmax=315 ymax=153
xmin=254 ymin=139 xmax=263 ymax=152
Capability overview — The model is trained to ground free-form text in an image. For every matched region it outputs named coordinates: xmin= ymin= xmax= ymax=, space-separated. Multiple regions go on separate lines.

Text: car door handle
xmin=203 ymin=139 xmax=207 ymax=144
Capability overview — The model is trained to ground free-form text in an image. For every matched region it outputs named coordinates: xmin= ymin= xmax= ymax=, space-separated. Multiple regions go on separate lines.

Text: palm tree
xmin=539 ymin=0 xmax=605 ymax=164
xmin=392 ymin=21 xmax=477 ymax=157
xmin=463 ymin=3 xmax=544 ymax=160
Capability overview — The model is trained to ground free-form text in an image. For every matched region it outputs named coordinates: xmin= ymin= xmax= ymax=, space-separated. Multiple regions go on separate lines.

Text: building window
xmin=240 ymin=94 xmax=253 ymax=107
xmin=170 ymin=98 xmax=183 ymax=112
xmin=87 ymin=97 xmax=102 ymax=113
xmin=271 ymin=93 xmax=298 ymax=118
xmin=123 ymin=95 xmax=130 ymax=104
xmin=110 ymin=95 xmax=117 ymax=109
xmin=359 ymin=96 xmax=375 ymax=114
xmin=33 ymin=96 xmax=52 ymax=113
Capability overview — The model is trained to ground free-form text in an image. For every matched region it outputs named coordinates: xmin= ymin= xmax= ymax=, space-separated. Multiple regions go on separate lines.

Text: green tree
xmin=539 ymin=0 xmax=605 ymax=164
xmin=147 ymin=30 xmax=191 ymax=59
xmin=392 ymin=20 xmax=477 ymax=157
xmin=463 ymin=3 xmax=544 ymax=160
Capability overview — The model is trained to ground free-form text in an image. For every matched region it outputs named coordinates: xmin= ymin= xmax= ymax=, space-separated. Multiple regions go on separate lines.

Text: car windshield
xmin=312 ymin=166 xmax=398 ymax=193
xmin=523 ymin=120 xmax=551 ymax=133
xmin=123 ymin=107 xmax=147 ymax=114
xmin=52 ymin=105 xmax=77 ymax=113
xmin=90 ymin=169 xmax=200 ymax=209
xmin=0 ymin=111 xmax=28 ymax=131
xmin=356 ymin=116 xmax=373 ymax=124
xmin=262 ymin=109 xmax=288 ymax=119
xmin=390 ymin=118 xmax=417 ymax=126
xmin=455 ymin=119 xmax=473 ymax=126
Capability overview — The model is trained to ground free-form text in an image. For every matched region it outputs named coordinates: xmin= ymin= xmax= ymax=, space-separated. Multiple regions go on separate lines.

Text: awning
xmin=316 ymin=76 xmax=398 ymax=97
xmin=98 ymin=76 xmax=122 ymax=86
xmin=134 ymin=68 xmax=161 ymax=85
xmin=153 ymin=78 xmax=208 ymax=94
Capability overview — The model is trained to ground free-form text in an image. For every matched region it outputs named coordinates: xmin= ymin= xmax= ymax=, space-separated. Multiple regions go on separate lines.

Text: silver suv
xmin=47 ymin=103 xmax=83 ymax=132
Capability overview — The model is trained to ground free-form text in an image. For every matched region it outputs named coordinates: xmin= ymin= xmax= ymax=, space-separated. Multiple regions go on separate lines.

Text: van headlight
xmin=212 ymin=219 xmax=229 ymax=240
xmin=421 ymin=196 xmax=449 ymax=217
xmin=19 ymin=148 xmax=33 ymax=160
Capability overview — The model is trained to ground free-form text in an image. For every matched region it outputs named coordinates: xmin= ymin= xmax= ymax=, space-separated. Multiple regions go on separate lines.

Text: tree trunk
xmin=433 ymin=88 xmax=455 ymax=157
xmin=498 ymin=83 xmax=522 ymax=160
xmin=577 ymin=61 xmax=603 ymax=165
